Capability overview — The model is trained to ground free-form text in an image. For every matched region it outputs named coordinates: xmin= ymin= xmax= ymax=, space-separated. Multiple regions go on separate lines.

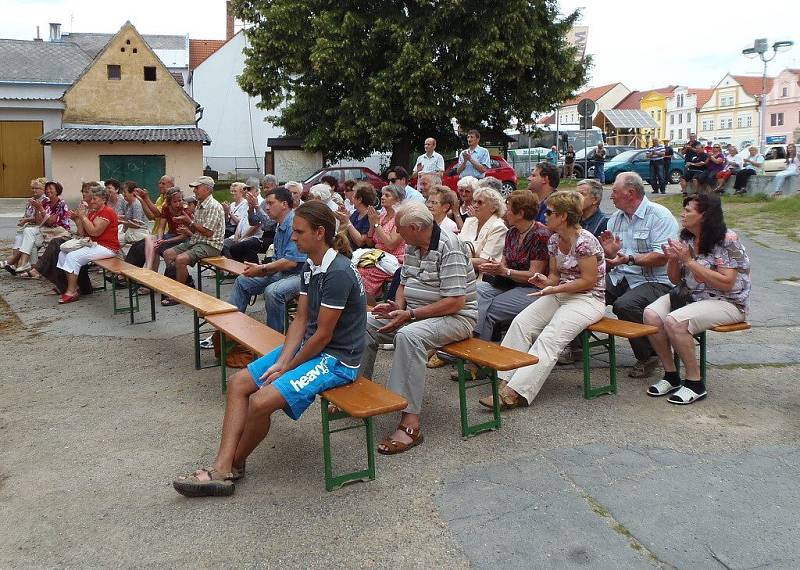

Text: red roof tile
xmin=732 ymin=75 xmax=774 ymax=97
xmin=190 ymin=39 xmax=226 ymax=70
xmin=688 ymin=88 xmax=714 ymax=108
xmin=614 ymin=91 xmax=643 ymax=110
xmin=563 ymin=83 xmax=620 ymax=106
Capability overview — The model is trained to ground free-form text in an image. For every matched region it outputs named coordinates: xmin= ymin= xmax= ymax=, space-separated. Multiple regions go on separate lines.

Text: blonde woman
xmin=1 ymin=178 xmax=47 ymax=270
xmin=458 ymin=186 xmax=507 ymax=272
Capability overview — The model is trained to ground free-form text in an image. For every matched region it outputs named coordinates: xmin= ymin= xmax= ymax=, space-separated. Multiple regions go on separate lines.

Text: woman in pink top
xmin=481 ymin=190 xmax=606 ymax=410
xmin=358 ymin=184 xmax=406 ymax=301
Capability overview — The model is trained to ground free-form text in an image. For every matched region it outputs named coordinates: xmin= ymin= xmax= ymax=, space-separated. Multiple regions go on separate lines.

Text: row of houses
xmin=546 ymin=71 xmax=800 ymax=150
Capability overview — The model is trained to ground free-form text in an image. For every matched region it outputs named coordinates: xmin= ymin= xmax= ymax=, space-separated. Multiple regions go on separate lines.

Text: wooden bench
xmin=674 ymin=322 xmax=752 ymax=383
xmin=197 ymin=256 xmax=247 ymax=298
xmin=580 ymin=317 xmax=659 ymax=399
xmin=123 ymin=268 xmax=237 ymax=369
xmin=205 ymin=311 xmax=408 ymax=491
xmin=93 ymin=257 xmax=144 ymax=315
xmin=441 ymin=338 xmax=539 ymax=438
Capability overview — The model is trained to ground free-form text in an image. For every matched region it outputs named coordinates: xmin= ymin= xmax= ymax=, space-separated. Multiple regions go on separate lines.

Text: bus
xmin=511 ymin=126 xmax=604 ymax=153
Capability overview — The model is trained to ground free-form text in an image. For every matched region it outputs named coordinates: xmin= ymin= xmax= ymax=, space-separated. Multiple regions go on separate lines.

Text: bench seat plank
xmin=94 ymin=257 xmax=140 ymax=275
xmin=711 ymin=322 xmax=751 ymax=333
xmin=205 ymin=311 xmax=284 ymax=357
xmin=125 ymin=268 xmax=236 ymax=315
xmin=442 ymin=338 xmax=538 ymax=371
xmin=588 ymin=317 xmax=658 ymax=339
xmin=323 ymin=378 xmax=408 ymax=419
xmin=199 ymin=256 xmax=247 ymax=275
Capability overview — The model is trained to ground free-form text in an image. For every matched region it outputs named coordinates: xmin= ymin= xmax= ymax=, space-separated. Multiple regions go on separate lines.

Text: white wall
xmin=189 ymin=32 xmax=284 ymax=179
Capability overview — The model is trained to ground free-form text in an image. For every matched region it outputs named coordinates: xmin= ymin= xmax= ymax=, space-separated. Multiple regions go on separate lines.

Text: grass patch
xmin=652 ymin=193 xmax=800 ymax=242
xmin=517 ymin=177 xmax=577 ymax=191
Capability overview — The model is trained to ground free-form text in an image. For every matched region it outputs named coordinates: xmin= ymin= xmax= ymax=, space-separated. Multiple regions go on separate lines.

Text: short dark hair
xmin=506 ymin=190 xmax=539 ymax=220
xmin=45 ymin=181 xmax=64 ymax=196
xmin=353 ymin=182 xmax=376 ymax=207
xmin=122 ymin=180 xmax=137 ymax=193
xmin=105 ymin=178 xmax=121 ymax=191
xmin=320 ymin=175 xmax=338 ymax=189
xmin=271 ymin=186 xmax=294 ymax=209
xmin=392 ymin=166 xmax=409 ymax=181
xmin=535 ymin=162 xmax=560 ymax=189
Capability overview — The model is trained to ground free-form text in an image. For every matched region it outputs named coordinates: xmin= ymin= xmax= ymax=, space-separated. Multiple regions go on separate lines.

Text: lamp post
xmin=742 ymin=38 xmax=793 ymax=152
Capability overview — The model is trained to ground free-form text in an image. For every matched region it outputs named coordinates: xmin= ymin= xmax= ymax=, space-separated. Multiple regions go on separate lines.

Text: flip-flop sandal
xmin=199 ymin=336 xmax=215 ymax=350
xmin=173 ymin=467 xmax=235 ymax=497
xmin=426 ymin=353 xmax=449 ymax=368
xmin=377 ymin=425 xmax=424 ymax=455
xmin=230 ymin=463 xmax=245 ymax=482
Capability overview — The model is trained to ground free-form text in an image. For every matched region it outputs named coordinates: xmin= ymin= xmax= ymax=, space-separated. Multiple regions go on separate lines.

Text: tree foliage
xmin=233 ymin=0 xmax=589 ymax=165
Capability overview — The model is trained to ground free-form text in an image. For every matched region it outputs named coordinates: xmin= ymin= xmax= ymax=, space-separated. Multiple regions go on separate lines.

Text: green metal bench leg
xmin=219 ymin=331 xmax=228 ymax=392
xmin=196 ymin=263 xmax=203 ymax=292
xmin=321 ymin=398 xmax=376 ymax=492
xmin=193 ymin=311 xmax=201 ymax=370
xmin=455 ymin=359 xmax=501 ymax=438
xmin=581 ymin=330 xmax=617 ymax=399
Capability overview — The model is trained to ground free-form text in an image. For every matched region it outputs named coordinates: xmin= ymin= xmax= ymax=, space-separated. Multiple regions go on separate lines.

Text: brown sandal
xmin=479 ymin=385 xmax=528 ymax=411
xmin=377 ymin=425 xmax=424 ymax=455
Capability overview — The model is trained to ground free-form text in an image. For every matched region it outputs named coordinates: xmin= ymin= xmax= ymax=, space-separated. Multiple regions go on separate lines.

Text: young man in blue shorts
xmin=173 ymin=202 xmax=367 ymax=497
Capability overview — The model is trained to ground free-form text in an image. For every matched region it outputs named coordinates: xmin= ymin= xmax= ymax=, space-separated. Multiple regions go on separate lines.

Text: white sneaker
xmin=647 ymin=379 xmax=681 ymax=397
xmin=199 ymin=336 xmax=215 ymax=350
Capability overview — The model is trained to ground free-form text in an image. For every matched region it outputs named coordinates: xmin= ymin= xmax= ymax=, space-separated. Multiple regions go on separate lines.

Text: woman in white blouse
xmin=426 ymin=185 xmax=460 ymax=234
xmin=458 ymin=186 xmax=507 ymax=272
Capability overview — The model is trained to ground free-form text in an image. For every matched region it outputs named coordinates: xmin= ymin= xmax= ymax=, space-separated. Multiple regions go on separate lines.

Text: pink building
xmin=765 ymin=68 xmax=800 ymax=144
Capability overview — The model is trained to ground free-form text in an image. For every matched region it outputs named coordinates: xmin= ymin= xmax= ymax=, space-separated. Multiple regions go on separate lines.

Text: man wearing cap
xmin=163 ymin=176 xmax=225 ymax=293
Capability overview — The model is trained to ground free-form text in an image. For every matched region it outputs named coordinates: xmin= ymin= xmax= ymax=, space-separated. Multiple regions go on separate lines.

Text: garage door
xmin=0 ymin=121 xmax=45 ymax=198
xmin=99 ymin=155 xmax=166 ymax=201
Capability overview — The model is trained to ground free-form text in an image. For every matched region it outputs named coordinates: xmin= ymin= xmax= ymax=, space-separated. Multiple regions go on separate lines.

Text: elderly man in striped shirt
xmin=359 ymin=202 xmax=477 ymax=455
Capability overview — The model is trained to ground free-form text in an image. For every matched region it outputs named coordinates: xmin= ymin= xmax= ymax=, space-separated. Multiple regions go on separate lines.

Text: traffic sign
xmin=577 ymin=98 xmax=596 ymax=117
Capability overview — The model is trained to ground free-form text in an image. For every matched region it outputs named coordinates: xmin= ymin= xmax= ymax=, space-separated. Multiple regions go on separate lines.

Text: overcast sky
xmin=2 ymin=0 xmax=798 ymax=91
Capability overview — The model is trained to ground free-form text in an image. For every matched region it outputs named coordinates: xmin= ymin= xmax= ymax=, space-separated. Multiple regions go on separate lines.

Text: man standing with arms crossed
xmin=456 ymin=129 xmax=491 ymax=180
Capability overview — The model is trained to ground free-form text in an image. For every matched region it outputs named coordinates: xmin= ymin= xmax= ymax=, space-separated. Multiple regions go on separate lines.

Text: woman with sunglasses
xmin=480 ymin=190 xmax=606 ymax=410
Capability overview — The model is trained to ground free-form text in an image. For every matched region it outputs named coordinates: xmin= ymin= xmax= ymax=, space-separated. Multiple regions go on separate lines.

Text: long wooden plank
xmin=199 ymin=256 xmax=247 ymax=275
xmin=205 ymin=311 xmax=285 ymax=357
xmin=588 ymin=317 xmax=658 ymax=339
xmin=442 ymin=338 xmax=538 ymax=371
xmin=322 ymin=378 xmax=408 ymax=419
xmin=94 ymin=257 xmax=139 ymax=274
xmin=711 ymin=322 xmax=751 ymax=333
xmin=125 ymin=268 xmax=236 ymax=315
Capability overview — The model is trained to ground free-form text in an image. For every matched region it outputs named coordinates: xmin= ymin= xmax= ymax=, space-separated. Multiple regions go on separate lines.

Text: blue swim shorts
xmin=247 ymin=345 xmax=358 ymax=420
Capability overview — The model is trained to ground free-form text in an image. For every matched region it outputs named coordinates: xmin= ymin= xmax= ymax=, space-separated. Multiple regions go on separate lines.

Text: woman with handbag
xmin=472 ymin=190 xmax=551 ymax=340
xmin=54 ymin=184 xmax=120 ymax=304
xmin=643 ymin=193 xmax=751 ymax=404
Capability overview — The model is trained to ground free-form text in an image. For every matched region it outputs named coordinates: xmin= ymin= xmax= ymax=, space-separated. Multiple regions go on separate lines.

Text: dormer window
xmin=144 ymin=66 xmax=156 ymax=81
xmin=107 ymin=65 xmax=121 ymax=80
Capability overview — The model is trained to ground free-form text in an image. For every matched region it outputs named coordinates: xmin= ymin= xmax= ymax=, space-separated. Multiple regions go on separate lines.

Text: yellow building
xmin=640 ymin=87 xmax=677 ymax=143
xmin=41 ymin=22 xmax=209 ymax=201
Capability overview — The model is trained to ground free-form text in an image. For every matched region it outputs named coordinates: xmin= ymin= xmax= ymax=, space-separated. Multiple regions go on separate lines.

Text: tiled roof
xmin=688 ymin=88 xmax=714 ymax=108
xmin=563 ymin=83 xmax=619 ymax=106
xmin=732 ymin=75 xmax=774 ymax=97
xmin=614 ymin=91 xmax=643 ymax=110
xmin=190 ymin=39 xmax=226 ymax=70
xmin=0 ymin=39 xmax=91 ymax=83
xmin=171 ymin=71 xmax=185 ymax=86
xmin=40 ymin=127 xmax=211 ymax=144
xmin=62 ymin=32 xmax=186 ymax=59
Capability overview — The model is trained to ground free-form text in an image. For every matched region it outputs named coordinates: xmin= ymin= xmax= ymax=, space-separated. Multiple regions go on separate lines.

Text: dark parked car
xmin=603 ymin=149 xmax=686 ymax=186
xmin=302 ymin=166 xmax=386 ymax=195
xmin=562 ymin=145 xmax=635 ymax=179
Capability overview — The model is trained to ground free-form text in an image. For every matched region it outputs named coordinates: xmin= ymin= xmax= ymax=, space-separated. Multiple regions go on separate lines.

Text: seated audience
xmin=360 ymin=202 xmax=477 ymax=454
xmin=222 ymin=182 xmax=249 ymax=237
xmin=337 ymin=182 xmax=376 ymax=249
xmin=222 ymin=182 xmax=260 ymax=258
xmin=118 ymin=181 xmax=150 ymax=246
xmin=696 ymin=144 xmax=725 ymax=190
xmin=473 ymin=190 xmax=551 ymax=340
xmin=1 ymin=177 xmax=47 ymax=270
xmin=770 ymin=142 xmax=798 ymax=196
xmin=105 ymin=179 xmax=126 ymax=217
xmin=285 ymin=181 xmax=303 ymax=210
xmin=418 ymin=173 xmax=442 ymax=200
xmin=5 ymin=180 xmax=71 ymax=276
xmin=308 ymin=183 xmax=339 ymax=212
xmin=733 ymin=146 xmax=765 ymax=195
xmin=125 ymin=175 xmax=176 ymax=267
xmin=358 ymin=184 xmax=406 ymax=301
xmin=142 ymin=188 xmax=190 ymax=273
xmin=458 ymin=186 xmax=507 ymax=273
xmin=576 ymin=179 xmax=609 ymax=236
xmin=453 ymin=176 xmax=477 ymax=230
xmin=173 ymin=202 xmax=365 ymax=497
xmin=162 ymin=176 xmax=225 ymax=299
xmin=55 ymin=184 xmax=120 ymax=304
xmin=480 ymin=191 xmax=606 ymax=410
xmin=226 ymin=187 xmax=306 ymax=332
xmin=426 ymin=185 xmax=459 ymax=234
xmin=643 ymin=193 xmax=751 ymax=405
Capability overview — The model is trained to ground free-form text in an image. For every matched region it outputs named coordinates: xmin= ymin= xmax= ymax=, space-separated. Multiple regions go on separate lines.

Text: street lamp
xmin=742 ymin=38 xmax=793 ymax=153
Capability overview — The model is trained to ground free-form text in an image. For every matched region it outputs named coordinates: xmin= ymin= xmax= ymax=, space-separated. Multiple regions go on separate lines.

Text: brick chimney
xmin=226 ymin=1 xmax=234 ymax=40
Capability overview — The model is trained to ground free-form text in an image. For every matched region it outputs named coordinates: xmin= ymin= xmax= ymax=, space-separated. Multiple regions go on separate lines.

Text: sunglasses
xmin=387 ymin=177 xmax=398 ymax=183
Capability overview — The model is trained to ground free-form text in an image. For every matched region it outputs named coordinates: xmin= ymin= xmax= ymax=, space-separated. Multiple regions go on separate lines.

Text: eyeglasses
xmin=545 ymin=209 xmax=555 ymax=216
xmin=475 ymin=199 xmax=485 ymax=205
xmin=387 ymin=177 xmax=397 ymax=183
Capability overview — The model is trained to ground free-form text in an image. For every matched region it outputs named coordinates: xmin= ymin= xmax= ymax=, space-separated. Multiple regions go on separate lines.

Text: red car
xmin=301 ymin=166 xmax=386 ymax=195
xmin=411 ymin=155 xmax=518 ymax=196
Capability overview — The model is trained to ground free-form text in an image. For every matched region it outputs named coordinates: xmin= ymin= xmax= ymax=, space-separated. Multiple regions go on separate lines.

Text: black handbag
xmin=668 ymin=280 xmax=692 ymax=311
xmin=482 ymin=273 xmax=516 ymax=291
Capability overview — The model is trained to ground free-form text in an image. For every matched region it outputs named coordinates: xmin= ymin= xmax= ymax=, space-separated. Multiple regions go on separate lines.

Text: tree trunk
xmin=390 ymin=137 xmax=413 ymax=172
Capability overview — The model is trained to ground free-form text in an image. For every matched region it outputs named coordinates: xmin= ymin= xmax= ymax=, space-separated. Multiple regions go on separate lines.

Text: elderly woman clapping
xmin=458 ymin=185 xmax=507 ymax=273
xmin=643 ymin=193 xmax=751 ymax=405
xmin=1 ymin=177 xmax=47 ymax=271
xmin=55 ymin=185 xmax=121 ymax=304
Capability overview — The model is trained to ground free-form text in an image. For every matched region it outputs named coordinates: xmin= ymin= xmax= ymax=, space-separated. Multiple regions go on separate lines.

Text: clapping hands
xmin=662 ymin=238 xmax=692 ymax=263
xmin=598 ymin=230 xmax=622 ymax=258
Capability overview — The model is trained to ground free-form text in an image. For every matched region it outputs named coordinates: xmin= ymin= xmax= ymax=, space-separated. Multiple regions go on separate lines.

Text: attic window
xmin=132 ymin=48 xmax=138 ymax=54
xmin=144 ymin=66 xmax=157 ymax=81
xmin=107 ymin=65 xmax=121 ymax=80
xmin=126 ymin=39 xmax=131 ymax=45
xmin=120 ymin=47 xmax=125 ymax=52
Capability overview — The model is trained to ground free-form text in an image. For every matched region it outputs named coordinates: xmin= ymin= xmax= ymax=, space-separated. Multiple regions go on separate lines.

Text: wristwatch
xmin=408 ymin=308 xmax=416 ymax=320
xmin=626 ymin=254 xmax=636 ymax=266
xmin=506 ymin=268 xmax=512 ymax=277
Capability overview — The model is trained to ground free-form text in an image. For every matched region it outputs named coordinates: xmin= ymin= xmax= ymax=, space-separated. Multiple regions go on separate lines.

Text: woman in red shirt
xmin=56 ymin=184 xmax=120 ymax=304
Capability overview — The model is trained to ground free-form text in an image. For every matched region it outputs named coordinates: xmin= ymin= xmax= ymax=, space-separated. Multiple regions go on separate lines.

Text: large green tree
xmin=233 ymin=0 xmax=589 ymax=166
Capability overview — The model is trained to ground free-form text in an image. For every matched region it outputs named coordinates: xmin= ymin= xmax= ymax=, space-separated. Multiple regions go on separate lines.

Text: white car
xmin=762 ymin=145 xmax=790 ymax=174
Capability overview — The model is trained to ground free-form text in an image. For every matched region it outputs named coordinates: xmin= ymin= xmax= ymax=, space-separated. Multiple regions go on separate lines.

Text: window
xmin=670 ymin=130 xmax=674 ymax=140
xmin=777 ymin=113 xmax=784 ymax=126
xmin=771 ymin=113 xmax=777 ymax=126
xmin=720 ymin=118 xmax=732 ymax=129
xmin=107 ymin=64 xmax=121 ymax=80
xmin=657 ymin=110 xmax=661 ymax=121
xmin=678 ymin=113 xmax=683 ymax=124
xmin=670 ymin=115 xmax=674 ymax=125
xmin=686 ymin=112 xmax=691 ymax=123
xmin=677 ymin=94 xmax=684 ymax=107
xmin=720 ymin=95 xmax=734 ymax=107
xmin=678 ymin=128 xmax=683 ymax=139
xmin=782 ymin=87 xmax=789 ymax=97
xmin=746 ymin=115 xmax=752 ymax=127
xmin=143 ymin=66 xmax=157 ymax=81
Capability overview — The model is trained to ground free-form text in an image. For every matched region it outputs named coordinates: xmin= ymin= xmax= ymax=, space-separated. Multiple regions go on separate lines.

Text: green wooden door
xmin=99 ymin=155 xmax=165 ymax=200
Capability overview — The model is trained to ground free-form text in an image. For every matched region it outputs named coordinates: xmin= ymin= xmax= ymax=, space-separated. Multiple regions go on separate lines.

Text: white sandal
xmin=667 ymin=385 xmax=707 ymax=405
xmin=647 ymin=379 xmax=681 ymax=397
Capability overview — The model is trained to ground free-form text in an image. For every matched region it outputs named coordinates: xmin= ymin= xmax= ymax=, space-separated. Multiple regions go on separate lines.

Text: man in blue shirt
xmin=646 ymin=138 xmax=667 ymax=194
xmin=388 ymin=167 xmax=425 ymax=203
xmin=528 ymin=162 xmax=560 ymax=223
xmin=546 ymin=145 xmax=559 ymax=165
xmin=228 ymin=187 xmax=307 ymax=333
xmin=456 ymin=129 xmax=491 ymax=179
xmin=599 ymin=172 xmax=679 ymax=379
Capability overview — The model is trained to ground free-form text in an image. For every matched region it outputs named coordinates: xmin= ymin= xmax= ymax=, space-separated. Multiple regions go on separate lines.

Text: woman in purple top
xmin=480 ymin=190 xmax=606 ymax=410
xmin=643 ymin=193 xmax=750 ymax=405
xmin=697 ymin=144 xmax=725 ymax=189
